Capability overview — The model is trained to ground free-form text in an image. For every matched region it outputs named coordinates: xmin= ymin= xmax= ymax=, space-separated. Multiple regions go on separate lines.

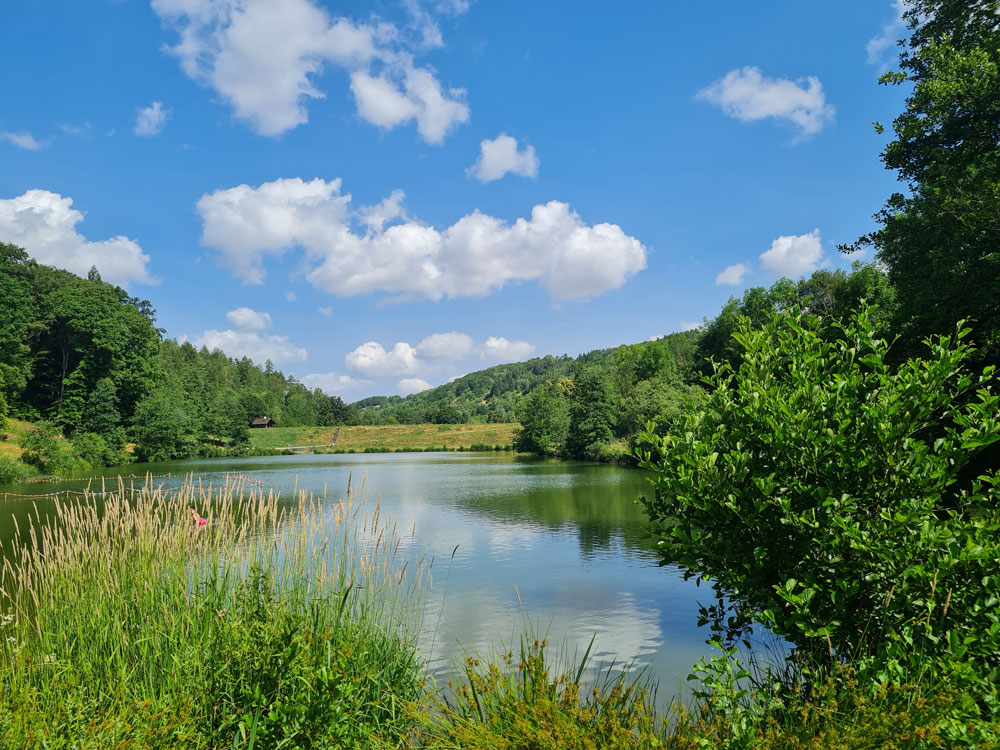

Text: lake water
xmin=0 ymin=451 xmax=725 ymax=694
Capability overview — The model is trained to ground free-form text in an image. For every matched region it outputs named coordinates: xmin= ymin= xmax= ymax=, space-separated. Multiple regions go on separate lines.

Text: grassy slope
xmin=0 ymin=419 xmax=50 ymax=459
xmin=249 ymin=423 xmax=517 ymax=452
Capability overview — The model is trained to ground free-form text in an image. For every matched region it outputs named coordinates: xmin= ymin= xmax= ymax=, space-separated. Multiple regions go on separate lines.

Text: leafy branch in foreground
xmin=636 ymin=305 xmax=1000 ymax=688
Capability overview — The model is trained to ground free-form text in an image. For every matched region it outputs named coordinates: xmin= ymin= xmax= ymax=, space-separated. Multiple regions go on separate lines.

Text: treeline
xmin=0 ymin=243 xmax=358 ymax=474
xmin=353 ymin=335 xmax=698 ymax=427
xmin=513 ymin=262 xmax=898 ymax=461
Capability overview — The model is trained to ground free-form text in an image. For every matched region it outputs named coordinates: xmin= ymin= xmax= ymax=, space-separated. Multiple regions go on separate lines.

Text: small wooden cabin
xmin=251 ymin=416 xmax=276 ymax=428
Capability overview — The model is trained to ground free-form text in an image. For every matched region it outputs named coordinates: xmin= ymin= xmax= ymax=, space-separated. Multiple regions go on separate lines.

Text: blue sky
xmin=0 ymin=0 xmax=909 ymax=400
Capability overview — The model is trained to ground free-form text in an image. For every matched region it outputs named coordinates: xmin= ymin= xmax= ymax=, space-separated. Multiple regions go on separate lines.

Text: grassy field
xmin=0 ymin=419 xmax=75 ymax=461
xmin=249 ymin=423 xmax=518 ymax=452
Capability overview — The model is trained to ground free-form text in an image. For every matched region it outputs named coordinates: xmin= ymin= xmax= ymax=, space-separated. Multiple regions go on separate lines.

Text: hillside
xmin=351 ymin=332 xmax=701 ymax=425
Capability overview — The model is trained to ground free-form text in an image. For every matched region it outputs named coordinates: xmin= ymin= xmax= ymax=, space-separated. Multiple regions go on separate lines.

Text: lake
xmin=0 ymin=451 xmax=723 ymax=694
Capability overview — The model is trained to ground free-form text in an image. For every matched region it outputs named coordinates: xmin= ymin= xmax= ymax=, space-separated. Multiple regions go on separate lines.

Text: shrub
xmin=636 ymin=305 xmax=1000 ymax=685
xmin=0 ymin=456 xmax=35 ymax=485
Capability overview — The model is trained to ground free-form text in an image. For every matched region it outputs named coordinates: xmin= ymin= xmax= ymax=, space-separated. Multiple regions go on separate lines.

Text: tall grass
xmin=0 ymin=479 xmax=426 ymax=749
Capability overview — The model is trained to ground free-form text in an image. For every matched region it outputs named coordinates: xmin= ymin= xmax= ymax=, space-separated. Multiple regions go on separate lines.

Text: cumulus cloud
xmin=189 ymin=328 xmax=307 ymax=364
xmin=0 ymin=189 xmax=155 ymax=286
xmin=696 ymin=66 xmax=835 ymax=140
xmin=134 ymin=101 xmax=170 ymax=136
xmin=1 ymin=131 xmax=44 ymax=150
xmin=759 ymin=229 xmax=824 ymax=278
xmin=417 ymin=331 xmax=475 ymax=360
xmin=345 ymin=332 xmax=534 ymax=381
xmin=300 ymin=371 xmax=367 ymax=393
xmin=867 ymin=1 xmax=906 ymax=70
xmin=345 ymin=341 xmax=420 ymax=377
xmin=152 ymin=0 xmax=468 ymax=141
xmin=397 ymin=377 xmax=431 ymax=395
xmin=196 ymin=177 xmax=647 ymax=300
xmin=715 ymin=262 xmax=750 ymax=286
xmin=481 ymin=336 xmax=534 ymax=362
xmin=680 ymin=320 xmax=702 ymax=332
xmin=467 ymin=133 xmax=539 ymax=182
xmin=225 ymin=306 xmax=272 ymax=331
xmin=318 ymin=305 xmax=333 ymax=317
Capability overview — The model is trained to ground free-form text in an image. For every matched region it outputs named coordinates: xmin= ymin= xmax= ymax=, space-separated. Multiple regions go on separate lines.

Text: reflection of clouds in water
xmin=417 ymin=587 xmax=666 ymax=684
xmin=486 ymin=522 xmax=537 ymax=557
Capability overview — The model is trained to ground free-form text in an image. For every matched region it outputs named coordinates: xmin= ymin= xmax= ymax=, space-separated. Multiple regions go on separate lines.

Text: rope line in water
xmin=2 ymin=473 xmax=266 ymax=500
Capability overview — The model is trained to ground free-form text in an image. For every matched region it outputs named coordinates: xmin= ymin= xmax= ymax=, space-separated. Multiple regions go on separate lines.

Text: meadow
xmin=248 ymin=423 xmax=517 ymax=453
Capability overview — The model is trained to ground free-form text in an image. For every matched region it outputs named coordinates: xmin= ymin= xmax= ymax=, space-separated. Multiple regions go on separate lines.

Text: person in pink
xmin=189 ymin=507 xmax=207 ymax=527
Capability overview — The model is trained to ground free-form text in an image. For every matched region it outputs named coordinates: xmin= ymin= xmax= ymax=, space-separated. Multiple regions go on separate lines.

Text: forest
xmin=0 ymin=246 xmax=356 ymax=476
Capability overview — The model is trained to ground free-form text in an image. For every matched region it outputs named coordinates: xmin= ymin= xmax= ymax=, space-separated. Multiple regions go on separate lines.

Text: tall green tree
xmin=80 ymin=377 xmax=119 ymax=437
xmin=845 ymin=0 xmax=1000 ymax=361
xmin=513 ymin=381 xmax=571 ymax=455
xmin=0 ymin=243 xmax=35 ymax=407
xmin=564 ymin=368 xmax=615 ymax=460
xmin=131 ymin=388 xmax=199 ymax=462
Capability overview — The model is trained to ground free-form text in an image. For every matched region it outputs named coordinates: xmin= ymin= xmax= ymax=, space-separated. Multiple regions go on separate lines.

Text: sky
xmin=0 ymin=0 xmax=911 ymax=401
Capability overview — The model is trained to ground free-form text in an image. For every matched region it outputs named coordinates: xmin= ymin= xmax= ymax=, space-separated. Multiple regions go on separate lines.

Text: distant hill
xmin=350 ymin=331 xmax=701 ymax=425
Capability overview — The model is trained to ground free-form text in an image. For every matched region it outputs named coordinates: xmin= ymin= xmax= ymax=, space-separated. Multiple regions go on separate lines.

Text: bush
xmin=18 ymin=421 xmax=87 ymax=475
xmin=0 ymin=456 xmax=35 ymax=485
xmin=636 ymin=305 xmax=1000 ymax=684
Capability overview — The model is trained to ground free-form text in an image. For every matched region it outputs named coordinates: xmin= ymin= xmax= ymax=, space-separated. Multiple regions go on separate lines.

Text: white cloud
xmin=300 ymin=371 xmax=366 ymax=393
xmin=225 ymin=306 xmax=272 ymax=331
xmin=345 ymin=341 xmax=420 ymax=377
xmin=0 ymin=131 xmax=44 ymax=150
xmin=318 ymin=305 xmax=333 ymax=316
xmin=680 ymin=320 xmax=702 ymax=332
xmin=134 ymin=101 xmax=170 ymax=136
xmin=467 ymin=133 xmax=539 ymax=182
xmin=481 ymin=336 xmax=534 ymax=363
xmin=696 ymin=66 xmax=835 ymax=140
xmin=152 ymin=0 xmax=468 ymax=141
xmin=417 ymin=331 xmax=475 ymax=360
xmin=190 ymin=328 xmax=307 ymax=364
xmin=759 ymin=229 xmax=824 ymax=278
xmin=397 ymin=377 xmax=431 ymax=395
xmin=197 ymin=177 xmax=647 ymax=300
xmin=285 ymin=291 xmax=297 ymax=301
xmin=345 ymin=331 xmax=535 ymax=383
xmin=0 ymin=189 xmax=155 ymax=286
xmin=59 ymin=122 xmax=91 ymax=136
xmin=867 ymin=1 xmax=906 ymax=70
xmin=715 ymin=262 xmax=750 ymax=286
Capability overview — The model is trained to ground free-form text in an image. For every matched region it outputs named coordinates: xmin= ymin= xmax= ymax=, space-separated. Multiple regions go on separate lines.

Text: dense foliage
xmin=845 ymin=0 xmax=1000 ymax=365
xmin=0 ymin=242 xmax=358 ymax=470
xmin=639 ymin=306 xmax=1000 ymax=681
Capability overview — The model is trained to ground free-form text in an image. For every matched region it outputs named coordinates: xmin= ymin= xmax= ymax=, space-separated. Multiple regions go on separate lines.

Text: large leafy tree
xmin=564 ymin=367 xmax=615 ymax=460
xmin=637 ymin=306 xmax=1000 ymax=680
xmin=0 ymin=244 xmax=36 ymax=406
xmin=845 ymin=0 xmax=1000 ymax=361
xmin=513 ymin=381 xmax=571 ymax=456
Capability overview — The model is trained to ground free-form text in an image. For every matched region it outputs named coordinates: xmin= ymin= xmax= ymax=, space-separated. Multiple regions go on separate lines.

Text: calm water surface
xmin=0 ymin=452 xmax=720 ymax=692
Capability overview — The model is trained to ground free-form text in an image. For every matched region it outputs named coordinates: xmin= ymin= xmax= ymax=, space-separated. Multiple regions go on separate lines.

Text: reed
xmin=0 ymin=477 xmax=426 ymax=749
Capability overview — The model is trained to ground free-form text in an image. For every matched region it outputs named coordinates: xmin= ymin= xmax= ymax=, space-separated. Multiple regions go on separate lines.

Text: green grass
xmin=0 ymin=483 xmax=426 ymax=748
xmin=0 ymin=419 xmax=70 ymax=461
xmin=249 ymin=423 xmax=518 ymax=453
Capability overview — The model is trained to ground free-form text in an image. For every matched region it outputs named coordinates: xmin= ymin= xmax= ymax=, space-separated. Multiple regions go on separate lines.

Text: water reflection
xmin=0 ymin=452 xmax=719 ymax=691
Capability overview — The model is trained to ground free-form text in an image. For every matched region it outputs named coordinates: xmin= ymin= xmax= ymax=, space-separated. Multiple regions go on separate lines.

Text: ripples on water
xmin=0 ymin=452 xmax=731 ymax=693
